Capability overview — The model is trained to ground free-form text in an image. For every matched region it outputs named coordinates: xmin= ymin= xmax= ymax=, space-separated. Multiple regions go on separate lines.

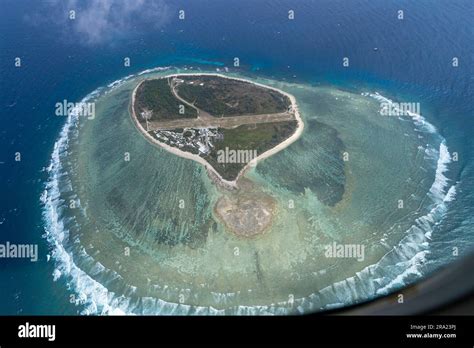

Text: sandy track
xmin=148 ymin=112 xmax=295 ymax=130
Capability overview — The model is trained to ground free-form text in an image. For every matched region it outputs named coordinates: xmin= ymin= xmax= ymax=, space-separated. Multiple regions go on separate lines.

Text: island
xmin=131 ymin=73 xmax=304 ymax=188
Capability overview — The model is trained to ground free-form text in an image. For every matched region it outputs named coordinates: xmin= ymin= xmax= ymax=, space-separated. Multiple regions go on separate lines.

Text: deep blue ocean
xmin=0 ymin=0 xmax=473 ymax=314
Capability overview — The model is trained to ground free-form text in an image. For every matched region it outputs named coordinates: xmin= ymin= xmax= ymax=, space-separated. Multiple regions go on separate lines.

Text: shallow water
xmin=42 ymin=68 xmax=456 ymax=314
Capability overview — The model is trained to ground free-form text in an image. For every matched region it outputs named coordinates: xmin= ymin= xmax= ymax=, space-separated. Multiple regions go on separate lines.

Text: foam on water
xmin=137 ymin=66 xmax=172 ymax=76
xmin=42 ymin=69 xmax=228 ymax=315
xmin=429 ymin=142 xmax=452 ymax=200
xmin=311 ymin=93 xmax=458 ymax=307
xmin=106 ymin=75 xmax=135 ymax=89
xmin=103 ymin=66 xmax=172 ymax=94
xmin=367 ymin=92 xmax=438 ymax=134
xmin=42 ymin=78 xmax=457 ymax=315
xmin=41 ymin=88 xmax=119 ymax=314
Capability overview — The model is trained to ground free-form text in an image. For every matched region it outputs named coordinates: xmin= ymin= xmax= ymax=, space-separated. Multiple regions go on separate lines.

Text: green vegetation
xmin=134 ymin=78 xmax=197 ymax=122
xmin=177 ymin=76 xmax=291 ymax=117
xmin=134 ymin=75 xmax=299 ymax=182
xmin=204 ymin=121 xmax=297 ymax=180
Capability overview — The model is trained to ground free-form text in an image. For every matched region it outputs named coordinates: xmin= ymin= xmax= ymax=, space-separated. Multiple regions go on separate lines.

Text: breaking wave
xmin=310 ymin=93 xmax=458 ymax=309
xmin=41 ymin=82 xmax=456 ymax=314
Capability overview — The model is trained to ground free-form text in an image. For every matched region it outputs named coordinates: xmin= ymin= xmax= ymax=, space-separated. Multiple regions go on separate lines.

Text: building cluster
xmin=152 ymin=127 xmax=223 ymax=155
